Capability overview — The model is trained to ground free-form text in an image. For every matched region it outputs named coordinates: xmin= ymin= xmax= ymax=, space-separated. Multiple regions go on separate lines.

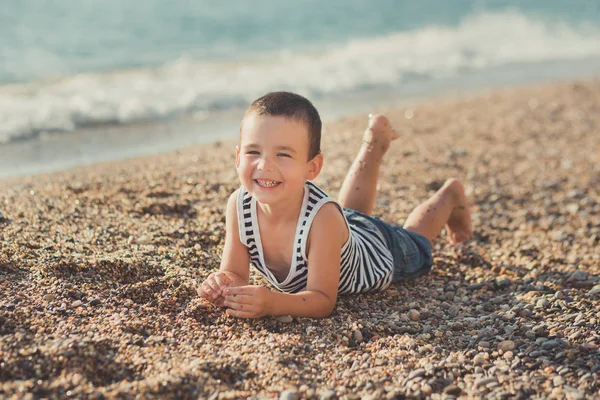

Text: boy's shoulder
xmin=227 ymin=187 xmax=241 ymax=202
xmin=306 ymin=201 xmax=349 ymax=254
xmin=225 ymin=188 xmax=242 ymax=216
xmin=313 ymin=201 xmax=345 ymax=224
xmin=229 ymin=187 xmax=242 ymax=199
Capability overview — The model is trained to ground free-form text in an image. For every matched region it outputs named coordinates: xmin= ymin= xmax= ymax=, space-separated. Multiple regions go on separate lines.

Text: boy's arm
xmin=218 ymin=189 xmax=251 ymax=284
xmin=224 ymin=202 xmax=348 ymax=318
xmin=271 ymin=202 xmax=348 ymax=317
xmin=198 ymin=189 xmax=250 ymax=303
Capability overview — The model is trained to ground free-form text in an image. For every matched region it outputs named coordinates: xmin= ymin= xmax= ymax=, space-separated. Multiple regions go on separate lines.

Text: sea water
xmin=1 ymin=0 xmax=599 ymax=177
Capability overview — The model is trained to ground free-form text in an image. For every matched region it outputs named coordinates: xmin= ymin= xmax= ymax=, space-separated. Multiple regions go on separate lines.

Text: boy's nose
xmin=257 ymin=157 xmax=275 ymax=172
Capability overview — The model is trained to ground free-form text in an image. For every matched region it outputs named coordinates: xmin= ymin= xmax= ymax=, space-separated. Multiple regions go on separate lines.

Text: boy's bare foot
xmin=444 ymin=179 xmax=473 ymax=245
xmin=364 ymin=114 xmax=399 ymax=153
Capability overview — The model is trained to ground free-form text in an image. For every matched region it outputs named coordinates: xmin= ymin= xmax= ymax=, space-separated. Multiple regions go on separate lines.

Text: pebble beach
xmin=1 ymin=80 xmax=599 ymax=399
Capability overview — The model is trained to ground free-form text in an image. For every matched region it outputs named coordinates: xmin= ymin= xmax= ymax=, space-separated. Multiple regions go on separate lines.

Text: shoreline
xmin=1 ymin=75 xmax=598 ymax=186
xmin=4 ymin=55 xmax=600 ymax=180
xmin=1 ymin=79 xmax=599 ymax=399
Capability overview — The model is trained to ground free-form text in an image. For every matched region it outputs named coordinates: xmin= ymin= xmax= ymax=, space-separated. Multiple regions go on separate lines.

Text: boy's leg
xmin=403 ymin=178 xmax=473 ymax=245
xmin=338 ymin=114 xmax=399 ymax=215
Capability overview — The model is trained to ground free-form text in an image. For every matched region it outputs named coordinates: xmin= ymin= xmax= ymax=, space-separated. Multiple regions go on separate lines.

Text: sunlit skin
xmin=198 ymin=113 xmax=349 ymax=318
xmin=197 ymin=112 xmax=473 ymax=319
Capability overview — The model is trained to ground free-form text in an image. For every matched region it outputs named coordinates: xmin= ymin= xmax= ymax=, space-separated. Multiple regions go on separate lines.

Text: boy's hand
xmin=197 ymin=272 xmax=233 ymax=307
xmin=223 ymin=285 xmax=272 ymax=319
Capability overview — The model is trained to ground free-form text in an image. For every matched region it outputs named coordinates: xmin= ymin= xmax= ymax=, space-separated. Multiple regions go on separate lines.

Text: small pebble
xmin=319 ymin=389 xmax=337 ymax=400
xmin=542 ymin=339 xmax=560 ymax=350
xmin=553 ymin=375 xmax=564 ymax=386
xmin=589 ymin=285 xmax=600 ymax=296
xmin=498 ymin=340 xmax=516 ymax=352
xmin=352 ymin=329 xmax=363 ymax=343
xmin=408 ymin=309 xmax=420 ymax=321
xmin=280 ymin=390 xmax=298 ymax=400
xmin=136 ymin=235 xmax=151 ymax=244
xmin=443 ymin=385 xmax=462 ymax=396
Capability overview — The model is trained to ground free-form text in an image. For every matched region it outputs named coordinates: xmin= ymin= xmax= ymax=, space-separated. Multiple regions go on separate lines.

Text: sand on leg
xmin=337 ymin=114 xmax=399 ymax=215
xmin=403 ymin=178 xmax=473 ymax=245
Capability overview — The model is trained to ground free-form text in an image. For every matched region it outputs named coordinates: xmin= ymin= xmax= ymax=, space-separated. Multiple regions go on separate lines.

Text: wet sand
xmin=1 ymin=79 xmax=599 ymax=399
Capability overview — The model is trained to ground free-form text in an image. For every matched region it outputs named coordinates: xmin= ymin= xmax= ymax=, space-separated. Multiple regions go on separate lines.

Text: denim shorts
xmin=344 ymin=209 xmax=434 ymax=282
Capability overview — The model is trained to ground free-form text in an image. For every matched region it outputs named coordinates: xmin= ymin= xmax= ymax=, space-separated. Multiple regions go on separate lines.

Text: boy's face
xmin=236 ymin=113 xmax=322 ymax=206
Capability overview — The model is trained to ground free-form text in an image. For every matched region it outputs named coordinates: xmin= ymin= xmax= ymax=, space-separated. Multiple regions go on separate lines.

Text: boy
xmin=198 ymin=92 xmax=472 ymax=319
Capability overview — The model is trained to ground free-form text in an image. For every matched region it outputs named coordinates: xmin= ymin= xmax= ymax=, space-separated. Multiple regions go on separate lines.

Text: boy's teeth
xmin=257 ymin=179 xmax=279 ymax=187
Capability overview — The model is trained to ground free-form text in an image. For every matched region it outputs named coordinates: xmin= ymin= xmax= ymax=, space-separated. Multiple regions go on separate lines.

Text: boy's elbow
xmin=318 ymin=306 xmax=335 ymax=319
xmin=295 ymin=290 xmax=336 ymax=318
xmin=312 ymin=292 xmax=337 ymax=318
xmin=309 ymin=307 xmax=334 ymax=319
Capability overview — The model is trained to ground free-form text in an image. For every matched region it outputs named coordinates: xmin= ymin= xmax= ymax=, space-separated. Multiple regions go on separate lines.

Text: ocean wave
xmin=2 ymin=10 xmax=599 ymax=144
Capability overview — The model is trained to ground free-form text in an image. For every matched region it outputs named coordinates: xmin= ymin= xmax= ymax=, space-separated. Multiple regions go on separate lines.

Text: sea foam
xmin=1 ymin=11 xmax=599 ymax=144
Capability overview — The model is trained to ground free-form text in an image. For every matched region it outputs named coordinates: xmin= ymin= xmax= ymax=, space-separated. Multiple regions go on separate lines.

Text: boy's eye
xmin=277 ymin=153 xmax=291 ymax=158
xmin=246 ymin=151 xmax=260 ymax=155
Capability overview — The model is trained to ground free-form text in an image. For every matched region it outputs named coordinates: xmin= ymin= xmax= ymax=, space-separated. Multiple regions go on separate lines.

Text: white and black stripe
xmin=237 ymin=181 xmax=394 ymax=294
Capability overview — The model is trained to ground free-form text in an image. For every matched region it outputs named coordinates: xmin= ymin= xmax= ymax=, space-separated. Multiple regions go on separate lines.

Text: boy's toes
xmin=367 ymin=114 xmax=399 ymax=143
xmin=368 ymin=114 xmax=391 ymax=131
xmin=449 ymin=230 xmax=472 ymax=245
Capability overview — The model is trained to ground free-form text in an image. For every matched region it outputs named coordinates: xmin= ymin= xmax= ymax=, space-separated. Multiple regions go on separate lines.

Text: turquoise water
xmin=2 ymin=0 xmax=599 ymax=84
xmin=1 ymin=0 xmax=599 ymax=176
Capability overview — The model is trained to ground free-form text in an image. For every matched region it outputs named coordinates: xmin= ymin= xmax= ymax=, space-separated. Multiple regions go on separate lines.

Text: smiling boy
xmin=198 ymin=92 xmax=472 ymax=319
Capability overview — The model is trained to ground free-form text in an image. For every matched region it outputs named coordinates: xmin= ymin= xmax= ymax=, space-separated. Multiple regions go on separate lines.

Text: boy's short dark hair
xmin=244 ymin=91 xmax=321 ymax=160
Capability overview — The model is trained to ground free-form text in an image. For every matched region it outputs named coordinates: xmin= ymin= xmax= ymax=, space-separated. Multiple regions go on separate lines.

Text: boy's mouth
xmin=255 ymin=179 xmax=281 ymax=188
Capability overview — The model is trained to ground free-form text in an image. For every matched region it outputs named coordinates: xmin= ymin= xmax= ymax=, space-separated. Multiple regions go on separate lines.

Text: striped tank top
xmin=237 ymin=181 xmax=394 ymax=294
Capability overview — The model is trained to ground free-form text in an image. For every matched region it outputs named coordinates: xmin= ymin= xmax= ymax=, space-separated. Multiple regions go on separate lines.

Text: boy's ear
xmin=235 ymin=146 xmax=241 ymax=169
xmin=306 ymin=153 xmax=323 ymax=180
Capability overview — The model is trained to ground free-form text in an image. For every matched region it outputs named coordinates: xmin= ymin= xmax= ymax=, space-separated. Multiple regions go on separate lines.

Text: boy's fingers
xmin=203 ymin=281 xmax=217 ymax=293
xmin=197 ymin=286 xmax=208 ymax=298
xmin=226 ymin=308 xmax=255 ymax=319
xmin=200 ymin=289 xmax=216 ymax=301
xmin=223 ymin=298 xmax=254 ymax=309
xmin=197 ymin=283 xmax=212 ymax=297
xmin=223 ymin=294 xmax=254 ymax=307
xmin=214 ymin=297 xmax=226 ymax=307
xmin=215 ymin=273 xmax=232 ymax=288
xmin=203 ymin=281 xmax=222 ymax=299
xmin=223 ymin=285 xmax=254 ymax=295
